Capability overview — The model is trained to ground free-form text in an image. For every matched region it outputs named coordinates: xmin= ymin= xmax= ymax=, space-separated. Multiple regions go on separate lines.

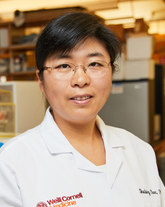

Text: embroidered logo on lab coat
xmin=36 ymin=202 xmax=48 ymax=207
xmin=37 ymin=192 xmax=83 ymax=207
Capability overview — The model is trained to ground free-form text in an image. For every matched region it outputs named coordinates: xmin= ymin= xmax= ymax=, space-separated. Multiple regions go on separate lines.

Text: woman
xmin=0 ymin=12 xmax=164 ymax=207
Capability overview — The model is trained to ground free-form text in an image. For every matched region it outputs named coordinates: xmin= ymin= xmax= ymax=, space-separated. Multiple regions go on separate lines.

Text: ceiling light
xmin=105 ymin=17 xmax=135 ymax=25
xmin=86 ymin=2 xmax=118 ymax=12
xmin=148 ymin=20 xmax=165 ymax=34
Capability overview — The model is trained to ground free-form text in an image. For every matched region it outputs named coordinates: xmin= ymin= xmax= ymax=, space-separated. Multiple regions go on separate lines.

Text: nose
xmin=73 ymin=65 xmax=87 ymax=74
xmin=70 ymin=65 xmax=90 ymax=88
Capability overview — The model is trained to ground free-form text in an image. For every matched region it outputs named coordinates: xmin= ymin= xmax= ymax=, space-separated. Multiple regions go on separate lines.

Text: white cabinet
xmin=0 ymin=81 xmax=46 ymax=134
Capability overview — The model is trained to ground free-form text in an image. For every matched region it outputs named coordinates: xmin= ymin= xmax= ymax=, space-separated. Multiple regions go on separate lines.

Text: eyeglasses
xmin=43 ymin=60 xmax=111 ymax=79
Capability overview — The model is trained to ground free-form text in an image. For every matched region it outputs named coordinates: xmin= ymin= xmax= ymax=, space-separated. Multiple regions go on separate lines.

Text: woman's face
xmin=37 ymin=37 xmax=112 ymax=125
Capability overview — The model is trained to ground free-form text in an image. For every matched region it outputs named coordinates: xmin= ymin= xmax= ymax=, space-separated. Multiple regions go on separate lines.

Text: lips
xmin=71 ymin=96 xmax=91 ymax=100
xmin=70 ymin=94 xmax=92 ymax=101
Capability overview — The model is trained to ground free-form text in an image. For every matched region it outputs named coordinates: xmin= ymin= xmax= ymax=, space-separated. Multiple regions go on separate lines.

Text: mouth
xmin=70 ymin=94 xmax=93 ymax=102
xmin=71 ymin=96 xmax=92 ymax=101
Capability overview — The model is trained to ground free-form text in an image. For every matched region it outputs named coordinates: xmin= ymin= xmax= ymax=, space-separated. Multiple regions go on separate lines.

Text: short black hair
xmin=35 ymin=12 xmax=121 ymax=79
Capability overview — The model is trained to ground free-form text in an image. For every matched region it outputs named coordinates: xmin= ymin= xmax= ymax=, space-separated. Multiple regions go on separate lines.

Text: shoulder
xmin=97 ymin=115 xmax=154 ymax=155
xmin=0 ymin=125 xmax=42 ymax=161
xmin=106 ymin=125 xmax=146 ymax=144
xmin=105 ymin=125 xmax=156 ymax=158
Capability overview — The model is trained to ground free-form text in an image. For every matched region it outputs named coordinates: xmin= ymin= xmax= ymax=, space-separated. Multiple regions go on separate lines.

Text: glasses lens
xmin=52 ymin=62 xmax=74 ymax=78
xmin=85 ymin=61 xmax=109 ymax=78
xmin=50 ymin=61 xmax=109 ymax=78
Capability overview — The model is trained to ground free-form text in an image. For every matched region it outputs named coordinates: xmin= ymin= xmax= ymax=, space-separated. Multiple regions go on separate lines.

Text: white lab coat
xmin=0 ymin=108 xmax=164 ymax=207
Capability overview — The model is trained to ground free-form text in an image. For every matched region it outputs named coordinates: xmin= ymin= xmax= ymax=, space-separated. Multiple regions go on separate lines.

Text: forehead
xmin=47 ymin=37 xmax=110 ymax=62
xmin=73 ymin=37 xmax=108 ymax=54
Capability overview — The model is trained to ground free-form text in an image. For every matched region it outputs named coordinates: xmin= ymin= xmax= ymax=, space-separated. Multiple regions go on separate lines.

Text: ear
xmin=36 ymin=70 xmax=45 ymax=93
xmin=112 ymin=64 xmax=115 ymax=74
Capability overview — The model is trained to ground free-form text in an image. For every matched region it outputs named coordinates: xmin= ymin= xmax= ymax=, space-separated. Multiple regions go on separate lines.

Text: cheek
xmin=95 ymin=73 xmax=112 ymax=95
xmin=92 ymin=76 xmax=112 ymax=113
xmin=96 ymin=75 xmax=112 ymax=109
xmin=42 ymin=77 xmax=69 ymax=105
xmin=42 ymin=78 xmax=58 ymax=100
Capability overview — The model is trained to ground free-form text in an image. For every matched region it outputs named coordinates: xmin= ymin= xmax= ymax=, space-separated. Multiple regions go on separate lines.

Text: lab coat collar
xmin=40 ymin=108 xmax=73 ymax=154
xmin=96 ymin=116 xmax=125 ymax=148
xmin=40 ymin=109 xmax=124 ymax=188
xmin=40 ymin=108 xmax=124 ymax=153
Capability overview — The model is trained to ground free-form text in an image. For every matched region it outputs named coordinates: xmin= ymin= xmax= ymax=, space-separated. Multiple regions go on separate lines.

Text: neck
xmin=51 ymin=112 xmax=106 ymax=166
xmin=54 ymin=114 xmax=99 ymax=145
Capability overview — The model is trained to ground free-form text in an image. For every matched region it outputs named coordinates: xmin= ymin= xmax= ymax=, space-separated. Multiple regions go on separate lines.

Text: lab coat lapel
xmin=106 ymin=144 xmax=123 ymax=188
xmin=96 ymin=116 xmax=124 ymax=188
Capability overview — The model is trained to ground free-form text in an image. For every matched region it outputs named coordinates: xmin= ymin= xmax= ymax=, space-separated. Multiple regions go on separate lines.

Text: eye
xmin=88 ymin=61 xmax=105 ymax=68
xmin=54 ymin=63 xmax=71 ymax=69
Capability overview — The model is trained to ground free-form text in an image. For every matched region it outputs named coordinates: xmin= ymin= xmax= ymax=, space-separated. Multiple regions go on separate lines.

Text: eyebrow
xmin=54 ymin=54 xmax=71 ymax=60
xmin=87 ymin=52 xmax=104 ymax=58
xmin=53 ymin=52 xmax=104 ymax=60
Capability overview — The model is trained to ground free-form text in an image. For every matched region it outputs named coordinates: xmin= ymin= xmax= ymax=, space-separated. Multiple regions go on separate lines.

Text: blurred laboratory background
xmin=0 ymin=0 xmax=165 ymax=183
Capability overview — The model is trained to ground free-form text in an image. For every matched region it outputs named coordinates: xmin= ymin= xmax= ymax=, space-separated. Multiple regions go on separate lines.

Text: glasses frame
xmin=43 ymin=60 xmax=111 ymax=78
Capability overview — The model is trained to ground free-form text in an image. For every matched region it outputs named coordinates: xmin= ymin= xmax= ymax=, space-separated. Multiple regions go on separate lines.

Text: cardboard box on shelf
xmin=126 ymin=35 xmax=154 ymax=60
xmin=134 ymin=18 xmax=149 ymax=33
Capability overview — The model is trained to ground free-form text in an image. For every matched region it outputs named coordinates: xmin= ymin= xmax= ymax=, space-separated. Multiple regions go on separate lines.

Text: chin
xmin=69 ymin=113 xmax=97 ymax=124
